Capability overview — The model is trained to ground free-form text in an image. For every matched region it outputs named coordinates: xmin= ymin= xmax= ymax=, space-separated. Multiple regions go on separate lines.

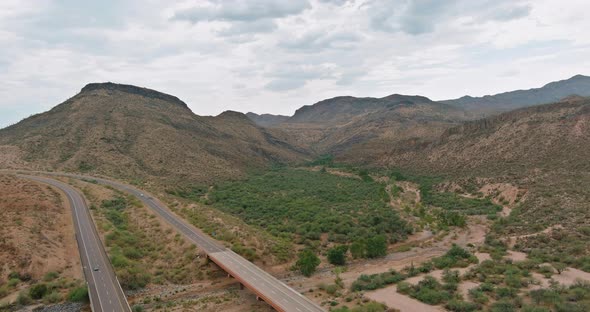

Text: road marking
xmin=22 ymin=176 xmax=131 ymax=312
xmin=41 ymin=173 xmax=323 ymax=312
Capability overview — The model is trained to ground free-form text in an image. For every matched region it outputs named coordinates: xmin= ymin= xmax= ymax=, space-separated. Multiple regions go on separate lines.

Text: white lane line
xmin=215 ymin=252 xmax=307 ymax=311
xmin=233 ymin=252 xmax=322 ymax=311
xmin=66 ymin=186 xmax=106 ymax=311
xmin=68 ymin=174 xmax=320 ymax=311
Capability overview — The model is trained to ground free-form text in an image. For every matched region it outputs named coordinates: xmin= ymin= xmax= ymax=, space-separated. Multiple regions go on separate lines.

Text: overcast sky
xmin=1 ymin=0 xmax=589 ymax=127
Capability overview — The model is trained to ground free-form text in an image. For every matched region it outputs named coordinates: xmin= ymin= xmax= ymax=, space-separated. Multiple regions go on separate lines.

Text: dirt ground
xmin=366 ymin=285 xmax=445 ymax=312
xmin=0 ymin=174 xmax=82 ymax=304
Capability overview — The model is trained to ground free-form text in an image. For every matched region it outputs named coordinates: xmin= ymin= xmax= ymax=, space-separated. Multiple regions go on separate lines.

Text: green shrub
xmin=43 ymin=291 xmax=61 ymax=304
xmin=8 ymin=272 xmax=20 ymax=280
xmin=350 ymin=270 xmax=406 ymax=291
xmin=366 ymin=235 xmax=388 ymax=258
xmin=350 ymin=241 xmax=366 ymax=259
xmin=132 ymin=305 xmax=144 ymax=312
xmin=16 ymin=291 xmax=31 ymax=305
xmin=296 ymin=249 xmax=320 ymax=277
xmin=0 ymin=286 xmax=8 ymax=298
xmin=43 ymin=271 xmax=59 ymax=282
xmin=68 ymin=286 xmax=89 ymax=302
xmin=469 ymin=288 xmax=489 ymax=305
xmin=489 ymin=300 xmax=517 ymax=312
xmin=7 ymin=278 xmax=19 ymax=288
xmin=431 ymin=245 xmax=478 ymax=269
xmin=327 ymin=245 xmax=348 ymax=266
xmin=29 ymin=283 xmax=48 ymax=299
xmin=445 ymin=299 xmax=479 ymax=312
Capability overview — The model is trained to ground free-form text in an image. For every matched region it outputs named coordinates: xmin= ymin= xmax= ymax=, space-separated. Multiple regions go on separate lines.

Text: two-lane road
xmin=37 ymin=172 xmax=325 ymax=312
xmin=19 ymin=175 xmax=131 ymax=312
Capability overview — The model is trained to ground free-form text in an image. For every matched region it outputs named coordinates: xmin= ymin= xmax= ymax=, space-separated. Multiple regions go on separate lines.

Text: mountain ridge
xmin=0 ymin=83 xmax=308 ymax=185
xmin=81 ymin=82 xmax=189 ymax=109
xmin=443 ymin=74 xmax=590 ymax=114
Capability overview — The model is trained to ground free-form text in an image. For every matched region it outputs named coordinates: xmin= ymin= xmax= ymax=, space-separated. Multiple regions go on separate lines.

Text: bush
xmin=445 ymin=299 xmax=479 ymax=312
xmin=366 ymin=235 xmax=387 ymax=258
xmin=431 ymin=245 xmax=478 ymax=269
xmin=43 ymin=271 xmax=59 ymax=282
xmin=414 ymin=287 xmax=451 ymax=305
xmin=350 ymin=270 xmax=406 ymax=291
xmin=8 ymin=272 xmax=20 ymax=280
xmin=350 ymin=241 xmax=366 ymax=259
xmin=7 ymin=278 xmax=19 ymax=288
xmin=401 ymin=275 xmax=453 ymax=305
xmin=489 ymin=300 xmax=517 ymax=312
xmin=327 ymin=245 xmax=348 ymax=266
xmin=68 ymin=286 xmax=89 ymax=302
xmin=44 ymin=291 xmax=61 ymax=304
xmin=29 ymin=283 xmax=48 ymax=299
xmin=16 ymin=291 xmax=31 ymax=305
xmin=296 ymin=249 xmax=320 ymax=277
xmin=132 ymin=305 xmax=144 ymax=312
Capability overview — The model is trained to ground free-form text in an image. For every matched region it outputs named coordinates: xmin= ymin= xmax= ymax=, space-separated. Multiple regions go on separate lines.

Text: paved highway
xmin=19 ymin=175 xmax=131 ymax=312
xmin=37 ymin=172 xmax=325 ymax=312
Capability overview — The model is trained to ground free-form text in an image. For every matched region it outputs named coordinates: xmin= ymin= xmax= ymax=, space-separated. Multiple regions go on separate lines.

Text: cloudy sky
xmin=1 ymin=0 xmax=589 ymax=127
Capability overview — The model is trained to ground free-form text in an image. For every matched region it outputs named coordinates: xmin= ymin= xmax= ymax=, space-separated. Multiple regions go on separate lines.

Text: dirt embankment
xmin=0 ymin=174 xmax=82 ymax=303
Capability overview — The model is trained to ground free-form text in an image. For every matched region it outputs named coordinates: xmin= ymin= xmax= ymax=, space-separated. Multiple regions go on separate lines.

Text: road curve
xmin=19 ymin=175 xmax=131 ymax=312
xmin=34 ymin=172 xmax=325 ymax=312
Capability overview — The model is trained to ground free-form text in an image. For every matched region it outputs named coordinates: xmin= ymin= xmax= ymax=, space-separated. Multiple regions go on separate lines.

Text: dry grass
xmin=0 ymin=174 xmax=82 ymax=303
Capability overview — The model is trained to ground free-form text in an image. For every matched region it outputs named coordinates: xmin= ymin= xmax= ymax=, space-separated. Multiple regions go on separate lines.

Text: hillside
xmin=0 ymin=83 xmax=308 ymax=185
xmin=0 ymin=174 xmax=83 ymax=305
xmin=374 ymin=97 xmax=590 ymax=259
xmin=245 ymin=112 xmax=289 ymax=127
xmin=443 ymin=74 xmax=590 ymax=115
xmin=279 ymin=94 xmax=471 ymax=154
xmin=381 ymin=96 xmax=590 ymax=175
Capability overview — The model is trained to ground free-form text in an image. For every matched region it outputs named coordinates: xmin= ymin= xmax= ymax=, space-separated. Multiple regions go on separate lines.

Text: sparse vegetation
xmin=351 ymin=270 xmax=406 ymax=291
xmin=398 ymin=275 xmax=454 ymax=305
xmin=350 ymin=245 xmax=477 ymax=292
xmin=330 ymin=301 xmax=387 ymax=312
xmin=91 ymin=187 xmax=206 ymax=291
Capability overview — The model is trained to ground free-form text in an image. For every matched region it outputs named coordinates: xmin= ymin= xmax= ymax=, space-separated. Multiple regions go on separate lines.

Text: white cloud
xmin=0 ymin=0 xmax=589 ymax=127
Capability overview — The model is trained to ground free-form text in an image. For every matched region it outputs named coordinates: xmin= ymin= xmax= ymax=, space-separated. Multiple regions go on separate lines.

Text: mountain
xmin=245 ymin=112 xmax=289 ymax=127
xmin=288 ymin=94 xmax=438 ymax=125
xmin=443 ymin=74 xmax=590 ymax=115
xmin=377 ymin=95 xmax=590 ymax=175
xmin=278 ymin=94 xmax=472 ymax=154
xmin=0 ymin=82 xmax=308 ymax=185
xmin=380 ymin=96 xmax=590 ymax=257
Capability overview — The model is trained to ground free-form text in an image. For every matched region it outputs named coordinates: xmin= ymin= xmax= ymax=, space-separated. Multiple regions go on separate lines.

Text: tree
xmin=350 ymin=240 xmax=366 ymax=259
xmin=327 ymin=245 xmax=348 ymax=266
xmin=296 ymin=249 xmax=320 ymax=277
xmin=366 ymin=235 xmax=388 ymax=258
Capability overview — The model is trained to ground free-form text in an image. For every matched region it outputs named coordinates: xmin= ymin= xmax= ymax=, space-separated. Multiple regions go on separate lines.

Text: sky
xmin=0 ymin=0 xmax=589 ymax=128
